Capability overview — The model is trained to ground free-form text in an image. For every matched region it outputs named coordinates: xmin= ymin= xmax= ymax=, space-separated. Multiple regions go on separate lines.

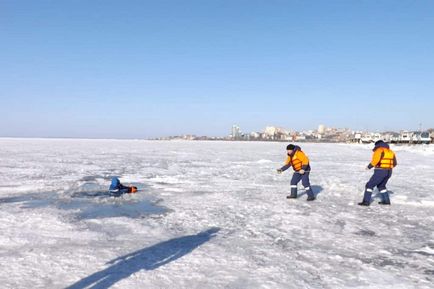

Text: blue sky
xmin=1 ymin=0 xmax=433 ymax=138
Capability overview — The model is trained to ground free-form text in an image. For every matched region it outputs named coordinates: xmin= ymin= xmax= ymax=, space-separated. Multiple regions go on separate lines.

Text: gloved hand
xmin=277 ymin=169 xmax=283 ymax=174
xmin=299 ymin=169 xmax=305 ymax=175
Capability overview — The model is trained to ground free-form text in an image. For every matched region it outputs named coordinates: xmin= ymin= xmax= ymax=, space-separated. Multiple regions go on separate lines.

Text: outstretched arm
xmin=279 ymin=164 xmax=292 ymax=172
xmin=277 ymin=157 xmax=292 ymax=173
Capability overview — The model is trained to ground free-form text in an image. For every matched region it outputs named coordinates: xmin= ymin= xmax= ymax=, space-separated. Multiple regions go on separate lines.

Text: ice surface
xmin=0 ymin=139 xmax=433 ymax=289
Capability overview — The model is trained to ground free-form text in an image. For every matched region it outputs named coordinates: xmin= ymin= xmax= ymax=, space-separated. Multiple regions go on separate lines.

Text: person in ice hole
xmin=109 ymin=177 xmax=137 ymax=197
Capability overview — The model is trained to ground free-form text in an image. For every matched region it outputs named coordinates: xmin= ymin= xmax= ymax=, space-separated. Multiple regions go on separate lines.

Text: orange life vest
xmin=377 ymin=148 xmax=395 ymax=169
xmin=287 ymin=151 xmax=309 ymax=171
xmin=289 ymin=155 xmax=303 ymax=171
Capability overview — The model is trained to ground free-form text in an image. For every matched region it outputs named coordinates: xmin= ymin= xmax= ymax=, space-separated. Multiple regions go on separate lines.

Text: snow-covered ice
xmin=0 ymin=139 xmax=433 ymax=289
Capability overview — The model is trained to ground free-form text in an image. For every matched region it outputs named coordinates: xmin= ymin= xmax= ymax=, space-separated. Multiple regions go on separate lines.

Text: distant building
xmin=372 ymin=133 xmax=382 ymax=143
xmin=429 ymin=129 xmax=434 ymax=143
xmin=399 ymin=131 xmax=412 ymax=143
xmin=295 ymin=134 xmax=307 ymax=141
xmin=358 ymin=132 xmax=383 ymax=143
xmin=389 ymin=132 xmax=400 ymax=143
xmin=250 ymin=132 xmax=260 ymax=139
xmin=264 ymin=126 xmax=278 ymax=138
xmin=264 ymin=126 xmax=289 ymax=140
xmin=353 ymin=132 xmax=362 ymax=143
xmin=231 ymin=125 xmax=242 ymax=140
xmin=412 ymin=131 xmax=431 ymax=144
xmin=381 ymin=132 xmax=395 ymax=143
xmin=359 ymin=133 xmax=371 ymax=143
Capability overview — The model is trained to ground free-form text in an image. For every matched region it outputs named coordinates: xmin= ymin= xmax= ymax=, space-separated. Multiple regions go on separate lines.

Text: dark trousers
xmin=291 ymin=172 xmax=311 ymax=187
xmin=363 ymin=169 xmax=392 ymax=204
xmin=366 ymin=169 xmax=392 ymax=191
xmin=290 ymin=172 xmax=314 ymax=198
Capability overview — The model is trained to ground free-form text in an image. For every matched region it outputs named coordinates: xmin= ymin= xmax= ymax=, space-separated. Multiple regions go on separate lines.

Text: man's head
xmin=373 ymin=140 xmax=389 ymax=150
xmin=286 ymin=144 xmax=296 ymax=155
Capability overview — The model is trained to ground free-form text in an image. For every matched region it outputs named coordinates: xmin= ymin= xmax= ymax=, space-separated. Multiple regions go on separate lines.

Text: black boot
xmin=378 ymin=190 xmax=391 ymax=205
xmin=358 ymin=189 xmax=372 ymax=206
xmin=306 ymin=187 xmax=315 ymax=201
xmin=287 ymin=186 xmax=297 ymax=199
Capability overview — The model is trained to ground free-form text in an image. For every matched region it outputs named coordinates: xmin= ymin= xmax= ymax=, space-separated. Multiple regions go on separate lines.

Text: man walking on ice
xmin=277 ymin=144 xmax=316 ymax=201
xmin=359 ymin=140 xmax=397 ymax=206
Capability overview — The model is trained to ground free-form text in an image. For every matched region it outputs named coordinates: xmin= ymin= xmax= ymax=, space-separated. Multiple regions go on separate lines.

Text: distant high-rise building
xmin=318 ymin=124 xmax=326 ymax=135
xmin=231 ymin=125 xmax=241 ymax=140
xmin=264 ymin=126 xmax=278 ymax=137
xmin=264 ymin=126 xmax=289 ymax=140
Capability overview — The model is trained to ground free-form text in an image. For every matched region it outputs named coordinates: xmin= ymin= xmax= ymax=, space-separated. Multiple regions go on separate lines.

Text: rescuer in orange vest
xmin=358 ymin=140 xmax=397 ymax=206
xmin=277 ymin=144 xmax=315 ymax=201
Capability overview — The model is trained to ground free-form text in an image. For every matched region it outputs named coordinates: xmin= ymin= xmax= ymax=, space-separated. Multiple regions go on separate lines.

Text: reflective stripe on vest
xmin=378 ymin=149 xmax=395 ymax=169
xmin=290 ymin=155 xmax=303 ymax=171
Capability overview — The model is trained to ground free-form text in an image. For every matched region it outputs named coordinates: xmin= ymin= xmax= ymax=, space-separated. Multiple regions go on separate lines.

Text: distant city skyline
xmin=164 ymin=123 xmax=433 ymax=139
xmin=156 ymin=123 xmax=433 ymax=145
xmin=1 ymin=1 xmax=434 ymax=138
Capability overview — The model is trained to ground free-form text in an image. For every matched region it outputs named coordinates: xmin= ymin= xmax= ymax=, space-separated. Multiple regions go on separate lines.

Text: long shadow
xmin=65 ymin=227 xmax=220 ymax=289
xmin=297 ymin=185 xmax=324 ymax=198
xmin=311 ymin=185 xmax=324 ymax=197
